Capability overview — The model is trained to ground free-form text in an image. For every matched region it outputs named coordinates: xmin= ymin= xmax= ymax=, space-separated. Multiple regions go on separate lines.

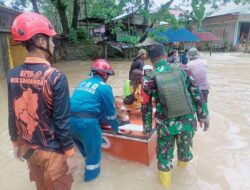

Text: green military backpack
xmin=155 ymin=65 xmax=194 ymax=119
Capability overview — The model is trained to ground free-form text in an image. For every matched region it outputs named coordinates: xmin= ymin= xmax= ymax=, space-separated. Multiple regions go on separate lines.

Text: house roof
xmin=135 ymin=37 xmax=156 ymax=47
xmin=148 ymin=27 xmax=200 ymax=43
xmin=0 ymin=5 xmax=21 ymax=31
xmin=78 ymin=17 xmax=105 ymax=24
xmin=193 ymin=32 xmax=220 ymax=42
xmin=112 ymin=5 xmax=142 ymax=21
xmin=207 ymin=4 xmax=250 ymax=18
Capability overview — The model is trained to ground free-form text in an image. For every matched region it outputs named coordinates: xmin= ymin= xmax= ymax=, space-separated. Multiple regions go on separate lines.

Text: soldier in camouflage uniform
xmin=141 ymin=44 xmax=209 ymax=187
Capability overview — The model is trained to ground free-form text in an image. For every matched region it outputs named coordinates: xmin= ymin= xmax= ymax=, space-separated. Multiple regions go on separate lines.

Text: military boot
xmin=159 ymin=170 xmax=171 ymax=188
xmin=178 ymin=160 xmax=188 ymax=168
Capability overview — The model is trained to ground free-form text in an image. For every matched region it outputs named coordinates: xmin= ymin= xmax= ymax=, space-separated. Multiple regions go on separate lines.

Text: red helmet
xmin=11 ymin=12 xmax=57 ymax=41
xmin=91 ymin=59 xmax=114 ymax=76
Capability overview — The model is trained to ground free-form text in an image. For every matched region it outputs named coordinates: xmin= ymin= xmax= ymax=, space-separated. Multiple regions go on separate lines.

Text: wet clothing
xmin=129 ymin=58 xmax=144 ymax=80
xmin=142 ymin=59 xmax=209 ymax=171
xmin=28 ymin=148 xmax=73 ymax=190
xmin=123 ymin=80 xmax=141 ymax=110
xmin=7 ymin=57 xmax=74 ymax=155
xmin=70 ymin=118 xmax=102 ymax=181
xmin=188 ymin=58 xmax=210 ymax=103
xmin=201 ymin=90 xmax=209 ymax=103
xmin=187 ymin=58 xmax=210 ymax=91
xmin=7 ymin=57 xmax=74 ymax=188
xmin=70 ymin=75 xmax=118 ymax=180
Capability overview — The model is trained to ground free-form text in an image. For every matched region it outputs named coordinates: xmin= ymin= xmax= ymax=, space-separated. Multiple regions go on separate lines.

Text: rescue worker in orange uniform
xmin=7 ymin=13 xmax=77 ymax=190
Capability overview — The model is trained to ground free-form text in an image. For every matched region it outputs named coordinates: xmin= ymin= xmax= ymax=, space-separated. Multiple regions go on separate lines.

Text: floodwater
xmin=0 ymin=52 xmax=250 ymax=190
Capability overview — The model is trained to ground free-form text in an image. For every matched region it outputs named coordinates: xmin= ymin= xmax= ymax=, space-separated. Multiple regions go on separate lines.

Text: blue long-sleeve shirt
xmin=181 ymin=52 xmax=188 ymax=65
xmin=70 ymin=75 xmax=116 ymax=121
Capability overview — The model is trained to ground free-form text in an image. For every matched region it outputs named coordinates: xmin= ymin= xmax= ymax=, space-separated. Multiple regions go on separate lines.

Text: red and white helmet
xmin=90 ymin=59 xmax=114 ymax=76
xmin=11 ymin=12 xmax=57 ymax=42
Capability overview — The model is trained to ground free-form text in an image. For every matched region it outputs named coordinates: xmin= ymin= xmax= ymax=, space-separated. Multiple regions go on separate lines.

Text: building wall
xmin=203 ymin=14 xmax=238 ymax=45
xmin=0 ymin=32 xmax=10 ymax=78
xmin=9 ymin=38 xmax=28 ymax=68
xmin=0 ymin=6 xmax=21 ymax=31
xmin=238 ymin=15 xmax=250 ymax=22
xmin=0 ymin=6 xmax=22 ymax=78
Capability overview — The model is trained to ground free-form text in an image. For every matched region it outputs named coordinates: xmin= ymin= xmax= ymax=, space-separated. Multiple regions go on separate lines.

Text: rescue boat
xmin=101 ymin=111 xmax=157 ymax=166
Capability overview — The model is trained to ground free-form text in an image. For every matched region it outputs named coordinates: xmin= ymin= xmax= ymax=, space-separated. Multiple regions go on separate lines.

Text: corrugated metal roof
xmin=193 ymin=32 xmax=220 ymax=42
xmin=112 ymin=6 xmax=141 ymax=21
xmin=207 ymin=4 xmax=250 ymax=18
xmin=135 ymin=37 xmax=156 ymax=47
xmin=148 ymin=28 xmax=200 ymax=43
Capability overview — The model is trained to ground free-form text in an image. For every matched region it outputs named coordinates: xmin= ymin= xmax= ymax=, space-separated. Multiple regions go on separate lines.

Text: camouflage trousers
xmin=156 ymin=123 xmax=195 ymax=171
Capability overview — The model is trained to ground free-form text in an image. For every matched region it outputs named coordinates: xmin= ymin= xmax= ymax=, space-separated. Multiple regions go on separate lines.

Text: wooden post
xmin=244 ymin=30 xmax=249 ymax=53
xmin=210 ymin=41 xmax=212 ymax=56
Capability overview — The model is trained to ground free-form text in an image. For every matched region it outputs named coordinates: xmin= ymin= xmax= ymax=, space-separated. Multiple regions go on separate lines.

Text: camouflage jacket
xmin=141 ymin=59 xmax=209 ymax=135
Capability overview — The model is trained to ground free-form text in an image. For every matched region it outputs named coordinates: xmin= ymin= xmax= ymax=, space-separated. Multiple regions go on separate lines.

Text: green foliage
xmin=50 ymin=0 xmax=69 ymax=9
xmin=191 ymin=0 xmax=206 ymax=28
xmin=69 ymin=27 xmax=93 ymax=44
xmin=118 ymin=35 xmax=139 ymax=45
xmin=111 ymin=20 xmax=125 ymax=35
xmin=151 ymin=6 xmax=180 ymax=29
xmin=69 ymin=28 xmax=78 ymax=44
xmin=87 ymin=0 xmax=123 ymax=22
xmin=223 ymin=40 xmax=234 ymax=52
xmin=76 ymin=28 xmax=90 ymax=40
xmin=148 ymin=26 xmax=168 ymax=42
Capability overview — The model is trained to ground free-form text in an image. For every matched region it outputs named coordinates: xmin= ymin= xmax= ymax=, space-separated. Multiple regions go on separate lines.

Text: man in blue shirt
xmin=181 ymin=48 xmax=189 ymax=65
xmin=70 ymin=59 xmax=119 ymax=182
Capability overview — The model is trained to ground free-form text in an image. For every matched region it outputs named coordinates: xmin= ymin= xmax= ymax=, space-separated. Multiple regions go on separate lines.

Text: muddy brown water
xmin=0 ymin=52 xmax=249 ymax=190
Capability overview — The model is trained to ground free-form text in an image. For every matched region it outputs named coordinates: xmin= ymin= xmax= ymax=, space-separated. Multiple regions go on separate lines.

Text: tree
xmin=30 ymin=0 xmax=40 ymax=13
xmin=191 ymin=0 xmax=206 ymax=29
xmin=11 ymin=1 xmax=23 ymax=10
xmin=71 ymin=0 xmax=81 ymax=29
xmin=0 ymin=0 xmax=5 ymax=6
xmin=50 ymin=0 xmax=70 ymax=35
xmin=12 ymin=0 xmax=40 ymax=13
xmin=86 ymin=0 xmax=123 ymax=21
xmin=138 ymin=0 xmax=177 ymax=43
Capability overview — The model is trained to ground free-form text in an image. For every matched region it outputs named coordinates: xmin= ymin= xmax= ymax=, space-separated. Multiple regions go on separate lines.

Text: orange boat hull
xmin=102 ymin=111 xmax=156 ymax=166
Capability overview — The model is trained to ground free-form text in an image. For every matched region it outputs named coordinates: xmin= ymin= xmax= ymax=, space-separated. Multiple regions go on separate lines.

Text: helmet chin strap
xmin=33 ymin=37 xmax=52 ymax=60
xmin=40 ymin=38 xmax=52 ymax=57
xmin=101 ymin=73 xmax=109 ymax=82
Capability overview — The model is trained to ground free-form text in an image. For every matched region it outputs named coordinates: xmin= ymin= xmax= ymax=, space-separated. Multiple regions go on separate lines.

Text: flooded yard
xmin=0 ymin=52 xmax=250 ymax=190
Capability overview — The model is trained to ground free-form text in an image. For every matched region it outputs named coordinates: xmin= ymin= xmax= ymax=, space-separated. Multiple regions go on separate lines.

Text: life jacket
xmin=154 ymin=64 xmax=194 ymax=119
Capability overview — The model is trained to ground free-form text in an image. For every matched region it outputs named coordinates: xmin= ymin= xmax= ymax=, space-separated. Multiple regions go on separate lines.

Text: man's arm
xmin=99 ymin=85 xmax=119 ymax=132
xmin=141 ymin=74 xmax=156 ymax=133
xmin=7 ymin=73 xmax=18 ymax=145
xmin=52 ymin=72 xmax=74 ymax=156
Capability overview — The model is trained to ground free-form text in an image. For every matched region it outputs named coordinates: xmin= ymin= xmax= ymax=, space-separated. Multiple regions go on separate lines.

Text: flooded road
xmin=0 ymin=52 xmax=250 ymax=190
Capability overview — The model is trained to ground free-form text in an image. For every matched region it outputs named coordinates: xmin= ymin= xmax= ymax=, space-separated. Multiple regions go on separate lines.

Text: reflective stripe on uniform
xmin=107 ymin=114 xmax=117 ymax=120
xmin=86 ymin=164 xmax=100 ymax=170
